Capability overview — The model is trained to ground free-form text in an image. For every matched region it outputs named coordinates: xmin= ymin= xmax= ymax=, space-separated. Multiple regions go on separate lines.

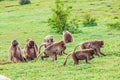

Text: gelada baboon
xmin=37 ymin=40 xmax=66 ymax=61
xmin=63 ymin=30 xmax=74 ymax=43
xmin=26 ymin=38 xmax=38 ymax=53
xmin=63 ymin=49 xmax=95 ymax=66
xmin=23 ymin=39 xmax=37 ymax=60
xmin=38 ymin=35 xmax=54 ymax=53
xmin=9 ymin=40 xmax=26 ymax=63
xmin=73 ymin=40 xmax=106 ymax=56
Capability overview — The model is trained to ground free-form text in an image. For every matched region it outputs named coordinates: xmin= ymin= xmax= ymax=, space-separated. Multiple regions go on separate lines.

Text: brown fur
xmin=26 ymin=38 xmax=38 ymax=53
xmin=38 ymin=35 xmax=54 ymax=53
xmin=63 ymin=30 xmax=74 ymax=43
xmin=73 ymin=40 xmax=106 ymax=56
xmin=9 ymin=40 xmax=26 ymax=63
xmin=42 ymin=35 xmax=54 ymax=48
xmin=37 ymin=40 xmax=66 ymax=61
xmin=63 ymin=49 xmax=95 ymax=65
xmin=23 ymin=39 xmax=37 ymax=60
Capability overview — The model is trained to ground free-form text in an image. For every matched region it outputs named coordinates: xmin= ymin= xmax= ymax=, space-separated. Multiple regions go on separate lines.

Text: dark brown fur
xmin=26 ymin=38 xmax=38 ymax=53
xmin=23 ymin=39 xmax=37 ymax=60
xmin=63 ymin=49 xmax=95 ymax=65
xmin=63 ymin=31 xmax=74 ymax=43
xmin=73 ymin=40 xmax=106 ymax=56
xmin=37 ymin=40 xmax=66 ymax=61
xmin=9 ymin=40 xmax=26 ymax=63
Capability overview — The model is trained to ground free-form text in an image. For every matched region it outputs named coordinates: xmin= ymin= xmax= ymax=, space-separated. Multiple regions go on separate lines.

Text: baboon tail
xmin=36 ymin=51 xmax=44 ymax=60
xmin=63 ymin=53 xmax=71 ymax=66
xmin=0 ymin=62 xmax=12 ymax=65
xmin=38 ymin=44 xmax=46 ymax=54
xmin=73 ymin=44 xmax=80 ymax=52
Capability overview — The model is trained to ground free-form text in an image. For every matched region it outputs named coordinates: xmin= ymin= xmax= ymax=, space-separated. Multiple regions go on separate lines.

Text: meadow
xmin=0 ymin=0 xmax=120 ymax=80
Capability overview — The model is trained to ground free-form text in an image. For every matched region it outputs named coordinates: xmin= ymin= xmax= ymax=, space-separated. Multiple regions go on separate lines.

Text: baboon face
xmin=28 ymin=40 xmax=34 ymax=48
xmin=44 ymin=35 xmax=54 ymax=45
xmin=47 ymin=38 xmax=53 ymax=43
xmin=12 ymin=40 xmax=18 ymax=46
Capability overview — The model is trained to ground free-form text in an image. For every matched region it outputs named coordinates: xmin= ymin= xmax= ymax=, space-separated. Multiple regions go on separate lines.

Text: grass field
xmin=0 ymin=0 xmax=120 ymax=80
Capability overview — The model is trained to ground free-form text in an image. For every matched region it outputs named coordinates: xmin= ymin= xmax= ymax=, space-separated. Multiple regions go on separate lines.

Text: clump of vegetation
xmin=82 ymin=14 xmax=97 ymax=27
xmin=48 ymin=0 xmax=79 ymax=33
xmin=19 ymin=0 xmax=31 ymax=5
xmin=113 ymin=16 xmax=119 ymax=19
xmin=107 ymin=22 xmax=120 ymax=30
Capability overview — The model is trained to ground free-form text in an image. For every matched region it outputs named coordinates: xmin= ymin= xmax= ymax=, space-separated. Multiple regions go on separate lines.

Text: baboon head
xmin=12 ymin=40 xmax=18 ymax=46
xmin=43 ymin=35 xmax=54 ymax=45
xmin=63 ymin=30 xmax=74 ymax=43
xmin=28 ymin=40 xmax=35 ymax=48
xmin=59 ymin=40 xmax=65 ymax=47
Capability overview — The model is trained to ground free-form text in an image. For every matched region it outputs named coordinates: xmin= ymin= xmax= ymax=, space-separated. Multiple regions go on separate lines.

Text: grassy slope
xmin=0 ymin=0 xmax=120 ymax=80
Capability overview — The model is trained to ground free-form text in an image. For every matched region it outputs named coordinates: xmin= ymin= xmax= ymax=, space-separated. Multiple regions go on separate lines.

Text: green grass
xmin=0 ymin=0 xmax=120 ymax=80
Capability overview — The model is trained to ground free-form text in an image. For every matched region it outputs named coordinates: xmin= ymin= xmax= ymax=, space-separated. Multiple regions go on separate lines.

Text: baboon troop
xmin=63 ymin=40 xmax=106 ymax=66
xmin=0 ymin=30 xmax=106 ymax=66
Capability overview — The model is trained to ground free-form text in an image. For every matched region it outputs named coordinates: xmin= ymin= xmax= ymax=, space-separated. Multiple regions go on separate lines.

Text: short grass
xmin=0 ymin=0 xmax=120 ymax=80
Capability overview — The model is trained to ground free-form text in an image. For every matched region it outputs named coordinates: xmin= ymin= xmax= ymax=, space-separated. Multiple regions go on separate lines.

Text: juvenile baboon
xmin=23 ymin=39 xmax=37 ymax=60
xmin=38 ymin=35 xmax=54 ymax=53
xmin=9 ymin=40 xmax=26 ymax=63
xmin=38 ymin=40 xmax=66 ymax=61
xmin=63 ymin=30 xmax=74 ymax=43
xmin=63 ymin=49 xmax=95 ymax=65
xmin=73 ymin=40 xmax=106 ymax=56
